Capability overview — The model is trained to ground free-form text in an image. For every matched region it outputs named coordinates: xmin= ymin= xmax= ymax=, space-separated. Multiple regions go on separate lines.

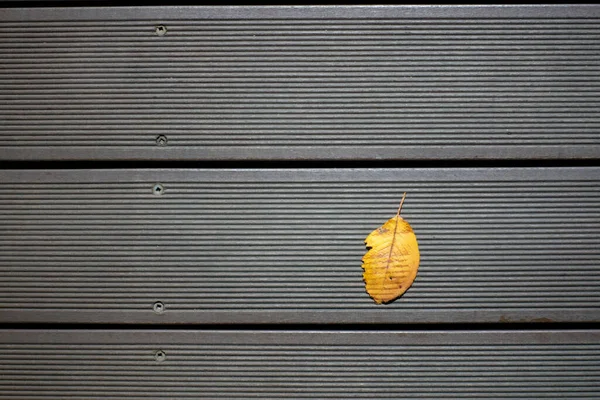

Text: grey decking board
xmin=1 ymin=5 xmax=600 ymax=161
xmin=0 ymin=329 xmax=598 ymax=399
xmin=1 ymin=145 xmax=599 ymax=161
xmin=3 ymin=329 xmax=598 ymax=345
xmin=0 ymin=4 xmax=598 ymax=398
xmin=0 ymin=167 xmax=598 ymax=324
xmin=2 ymin=5 xmax=600 ymax=20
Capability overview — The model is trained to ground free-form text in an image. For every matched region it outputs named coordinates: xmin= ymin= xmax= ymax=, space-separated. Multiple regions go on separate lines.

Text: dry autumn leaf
xmin=362 ymin=193 xmax=420 ymax=304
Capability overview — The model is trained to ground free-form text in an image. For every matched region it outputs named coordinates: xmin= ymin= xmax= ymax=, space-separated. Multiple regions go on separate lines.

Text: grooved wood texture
xmin=1 ymin=6 xmax=600 ymax=160
xmin=1 ymin=168 xmax=598 ymax=324
xmin=1 ymin=6 xmax=599 ymax=399
xmin=1 ymin=330 xmax=599 ymax=399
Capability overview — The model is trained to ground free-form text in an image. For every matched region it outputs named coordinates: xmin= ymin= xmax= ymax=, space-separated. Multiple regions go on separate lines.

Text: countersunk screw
xmin=156 ymin=135 xmax=168 ymax=146
xmin=153 ymin=301 xmax=165 ymax=314
xmin=155 ymin=25 xmax=167 ymax=36
xmin=153 ymin=184 xmax=164 ymax=196
xmin=154 ymin=350 xmax=166 ymax=362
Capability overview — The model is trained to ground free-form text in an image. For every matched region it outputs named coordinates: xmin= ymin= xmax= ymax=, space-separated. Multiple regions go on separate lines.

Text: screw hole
xmin=154 ymin=350 xmax=166 ymax=362
xmin=155 ymin=25 xmax=167 ymax=36
xmin=153 ymin=301 xmax=165 ymax=314
xmin=156 ymin=135 xmax=168 ymax=146
xmin=153 ymin=184 xmax=164 ymax=196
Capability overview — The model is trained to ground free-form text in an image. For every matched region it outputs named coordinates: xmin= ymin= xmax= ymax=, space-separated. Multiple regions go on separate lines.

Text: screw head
xmin=153 ymin=184 xmax=164 ymax=196
xmin=154 ymin=350 xmax=166 ymax=362
xmin=155 ymin=25 xmax=167 ymax=36
xmin=153 ymin=301 xmax=165 ymax=314
xmin=156 ymin=135 xmax=168 ymax=146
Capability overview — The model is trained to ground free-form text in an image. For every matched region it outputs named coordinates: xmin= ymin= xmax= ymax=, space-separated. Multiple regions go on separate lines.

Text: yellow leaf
xmin=362 ymin=193 xmax=420 ymax=304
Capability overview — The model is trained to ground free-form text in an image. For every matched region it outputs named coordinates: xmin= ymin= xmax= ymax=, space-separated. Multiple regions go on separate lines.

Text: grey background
xmin=0 ymin=5 xmax=599 ymax=399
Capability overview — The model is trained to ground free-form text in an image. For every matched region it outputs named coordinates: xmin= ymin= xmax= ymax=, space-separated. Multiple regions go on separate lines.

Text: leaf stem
xmin=397 ymin=192 xmax=407 ymax=217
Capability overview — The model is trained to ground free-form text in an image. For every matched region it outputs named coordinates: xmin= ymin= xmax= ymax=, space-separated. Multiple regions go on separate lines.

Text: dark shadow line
xmin=2 ymin=158 xmax=599 ymax=170
xmin=0 ymin=0 xmax=542 ymax=8
xmin=1 ymin=322 xmax=598 ymax=331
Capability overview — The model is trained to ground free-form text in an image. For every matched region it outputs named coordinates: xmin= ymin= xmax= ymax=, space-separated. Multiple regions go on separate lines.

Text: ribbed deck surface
xmin=1 ymin=167 xmax=598 ymax=323
xmin=1 ymin=6 xmax=599 ymax=160
xmin=1 ymin=330 xmax=598 ymax=399
xmin=1 ymin=5 xmax=599 ymax=399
